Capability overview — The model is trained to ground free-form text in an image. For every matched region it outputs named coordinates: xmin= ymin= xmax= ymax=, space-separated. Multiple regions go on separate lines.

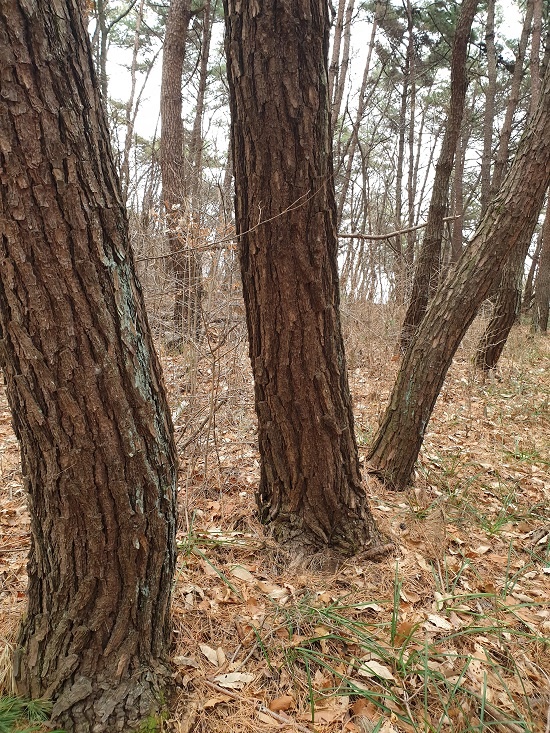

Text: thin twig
xmin=339 ymin=215 xmax=460 ymax=241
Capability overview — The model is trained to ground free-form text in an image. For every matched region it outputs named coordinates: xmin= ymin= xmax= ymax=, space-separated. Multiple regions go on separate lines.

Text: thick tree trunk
xmin=399 ymin=0 xmax=479 ymax=352
xmin=223 ymin=0 xmax=383 ymax=558
xmin=0 ymin=2 xmax=177 ymax=730
xmin=367 ymin=63 xmax=550 ymax=491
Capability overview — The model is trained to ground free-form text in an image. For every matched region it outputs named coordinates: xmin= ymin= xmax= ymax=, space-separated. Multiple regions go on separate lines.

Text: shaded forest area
xmin=0 ymin=0 xmax=549 ymax=732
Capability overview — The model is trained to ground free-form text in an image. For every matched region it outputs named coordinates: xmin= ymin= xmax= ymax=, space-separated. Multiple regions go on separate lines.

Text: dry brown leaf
xmin=268 ymin=694 xmax=294 ymax=712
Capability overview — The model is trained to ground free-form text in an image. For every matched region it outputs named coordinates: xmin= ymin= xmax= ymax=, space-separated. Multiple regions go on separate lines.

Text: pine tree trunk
xmin=367 ymin=63 xmax=550 ymax=491
xmin=160 ymin=0 xmax=202 ymax=343
xmin=223 ymin=0 xmax=383 ymax=559
xmin=475 ymin=2 xmax=542 ymax=369
xmin=0 ymin=2 xmax=177 ymax=730
xmin=522 ymin=229 xmax=543 ymax=311
xmin=491 ymin=0 xmax=533 ymax=194
xmin=399 ymin=0 xmax=479 ymax=351
xmin=475 ymin=239 xmax=527 ymax=370
xmin=532 ymin=193 xmax=550 ymax=331
xmin=480 ymin=0 xmax=497 ymax=216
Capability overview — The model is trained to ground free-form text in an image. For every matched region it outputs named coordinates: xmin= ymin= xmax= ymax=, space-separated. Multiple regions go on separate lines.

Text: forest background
xmin=0 ymin=0 xmax=549 ymax=732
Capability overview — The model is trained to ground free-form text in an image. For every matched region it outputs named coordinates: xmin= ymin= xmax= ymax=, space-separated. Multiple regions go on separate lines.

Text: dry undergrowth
xmin=1 ymin=304 xmax=549 ymax=733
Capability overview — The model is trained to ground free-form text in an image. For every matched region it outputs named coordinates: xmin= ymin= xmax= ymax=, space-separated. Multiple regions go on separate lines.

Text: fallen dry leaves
xmin=1 ymin=314 xmax=549 ymax=732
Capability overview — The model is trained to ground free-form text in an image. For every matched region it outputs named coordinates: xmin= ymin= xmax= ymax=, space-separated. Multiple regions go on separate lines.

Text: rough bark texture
xmin=475 ymin=3 xmax=542 ymax=369
xmin=0 ymin=2 xmax=177 ymax=730
xmin=475 ymin=237 xmax=529 ymax=370
xmin=367 ymin=63 xmax=550 ymax=491
xmin=160 ymin=0 xmax=202 ymax=342
xmin=223 ymin=0 xmax=382 ymax=558
xmin=399 ymin=0 xmax=479 ymax=352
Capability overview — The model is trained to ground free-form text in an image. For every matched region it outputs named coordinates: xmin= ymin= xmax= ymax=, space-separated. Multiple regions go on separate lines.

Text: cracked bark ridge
xmin=223 ymin=0 xmax=382 ymax=557
xmin=0 ymin=1 xmax=177 ymax=730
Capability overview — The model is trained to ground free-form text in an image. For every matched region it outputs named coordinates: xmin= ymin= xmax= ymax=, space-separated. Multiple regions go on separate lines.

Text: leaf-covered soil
xmin=1 ymin=311 xmax=549 ymax=732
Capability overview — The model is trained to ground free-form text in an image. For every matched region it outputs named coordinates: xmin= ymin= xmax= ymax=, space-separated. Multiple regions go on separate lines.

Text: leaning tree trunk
xmin=475 ymin=237 xmax=530 ymax=369
xmin=0 ymin=2 xmax=177 ymax=731
xmin=475 ymin=2 xmax=543 ymax=369
xmin=367 ymin=62 xmax=550 ymax=491
xmin=223 ymin=0 xmax=384 ymax=559
xmin=399 ymin=0 xmax=479 ymax=352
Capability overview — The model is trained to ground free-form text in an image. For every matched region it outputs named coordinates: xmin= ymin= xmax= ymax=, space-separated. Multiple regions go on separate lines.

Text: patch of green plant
xmin=257 ymin=573 xmax=542 ymax=731
xmin=0 ymin=696 xmax=64 ymax=733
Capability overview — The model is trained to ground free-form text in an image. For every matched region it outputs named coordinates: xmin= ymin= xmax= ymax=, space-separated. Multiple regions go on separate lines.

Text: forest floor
xmin=0 ymin=307 xmax=549 ymax=733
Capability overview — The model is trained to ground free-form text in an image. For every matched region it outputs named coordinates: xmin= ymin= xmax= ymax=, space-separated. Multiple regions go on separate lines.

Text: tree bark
xmin=479 ymin=0 xmax=496 ymax=216
xmin=532 ymin=193 xmax=550 ymax=331
xmin=522 ymin=228 xmax=543 ymax=311
xmin=491 ymin=0 xmax=533 ymax=194
xmin=0 ymin=2 xmax=177 ymax=730
xmin=331 ymin=0 xmax=355 ymax=133
xmin=223 ymin=0 xmax=383 ymax=558
xmin=475 ymin=1 xmax=542 ymax=369
xmin=474 ymin=237 xmax=529 ymax=369
xmin=367 ymin=62 xmax=550 ymax=491
xmin=160 ymin=0 xmax=202 ymax=342
xmin=399 ymin=0 xmax=479 ymax=352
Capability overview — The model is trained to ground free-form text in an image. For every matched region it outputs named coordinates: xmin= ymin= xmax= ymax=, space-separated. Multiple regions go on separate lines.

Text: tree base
xmin=264 ymin=511 xmax=393 ymax=570
xmin=15 ymin=658 xmax=172 ymax=733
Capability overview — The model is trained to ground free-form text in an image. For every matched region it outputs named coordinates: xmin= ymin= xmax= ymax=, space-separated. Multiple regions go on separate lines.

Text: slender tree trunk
xmin=160 ymin=0 xmax=202 ymax=342
xmin=450 ymin=128 xmax=467 ymax=263
xmin=189 ymin=0 xmax=213 ymax=202
xmin=394 ymin=53 xmax=410 ymax=305
xmin=0 ymin=2 xmax=177 ymax=730
xmin=491 ymin=0 xmax=533 ymax=194
xmin=367 ymin=63 xmax=550 ymax=491
xmin=475 ymin=0 xmax=542 ymax=368
xmin=523 ymin=228 xmax=543 ymax=311
xmin=223 ymin=0 xmax=384 ymax=559
xmin=120 ymin=0 xmax=145 ymax=200
xmin=399 ymin=0 xmax=479 ymax=352
xmin=328 ymin=0 xmax=346 ymax=106
xmin=405 ymin=0 xmax=417 ymax=268
xmin=474 ymin=235 xmax=530 ymax=369
xmin=480 ymin=0 xmax=496 ymax=216
xmin=336 ymin=12 xmax=380 ymax=223
xmin=530 ymin=0 xmax=543 ymax=114
xmin=331 ymin=0 xmax=355 ymax=133
xmin=532 ymin=193 xmax=550 ymax=331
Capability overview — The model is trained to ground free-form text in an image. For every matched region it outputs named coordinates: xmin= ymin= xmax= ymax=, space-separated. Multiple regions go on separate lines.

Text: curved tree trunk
xmin=399 ymin=0 xmax=479 ymax=352
xmin=367 ymin=63 xmax=550 ymax=491
xmin=0 ymin=2 xmax=177 ymax=730
xmin=223 ymin=0 xmax=383 ymax=559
